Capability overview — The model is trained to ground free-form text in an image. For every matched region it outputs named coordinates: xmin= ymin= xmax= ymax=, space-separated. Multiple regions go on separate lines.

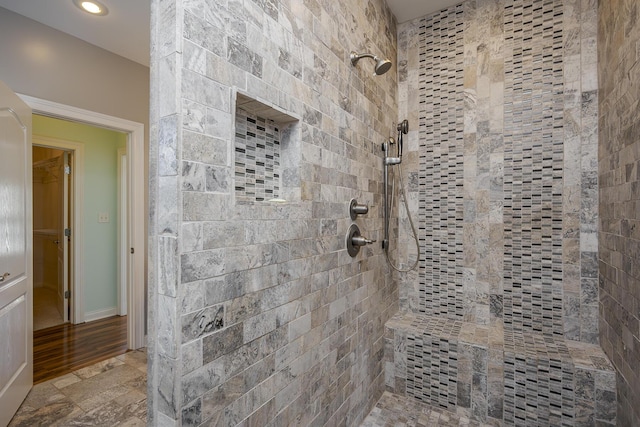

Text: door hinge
xmin=64 ymin=290 xmax=71 ymax=299
xmin=64 ymin=165 xmax=71 ymax=175
xmin=65 ymin=228 xmax=71 ymax=237
xmin=130 ymin=248 xmax=135 ymax=254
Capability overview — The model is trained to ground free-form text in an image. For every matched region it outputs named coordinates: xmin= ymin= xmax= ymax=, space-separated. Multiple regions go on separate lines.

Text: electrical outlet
xmin=98 ymin=212 xmax=110 ymax=223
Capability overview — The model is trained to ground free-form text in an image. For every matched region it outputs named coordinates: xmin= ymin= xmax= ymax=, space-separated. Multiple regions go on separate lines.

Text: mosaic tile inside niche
xmin=234 ymin=107 xmax=281 ymax=203
xmin=417 ymin=4 xmax=465 ymax=320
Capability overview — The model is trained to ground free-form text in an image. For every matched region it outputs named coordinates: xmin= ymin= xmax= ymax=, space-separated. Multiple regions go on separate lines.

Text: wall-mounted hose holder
xmin=346 ymin=224 xmax=376 ymax=257
xmin=349 ymin=199 xmax=369 ymax=220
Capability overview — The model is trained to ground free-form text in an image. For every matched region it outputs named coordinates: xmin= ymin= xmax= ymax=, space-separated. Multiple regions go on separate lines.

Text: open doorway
xmin=32 ymin=115 xmax=132 ymax=330
xmin=34 ymin=115 xmax=128 ymax=328
xmin=30 ymin=116 xmax=139 ymax=385
xmin=23 ymin=95 xmax=146 ymax=352
xmin=32 ymin=145 xmax=71 ymax=331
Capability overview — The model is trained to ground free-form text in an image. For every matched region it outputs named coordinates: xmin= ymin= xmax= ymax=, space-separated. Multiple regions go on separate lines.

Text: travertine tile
xmin=19 ymin=382 xmax=67 ymax=409
xmin=59 ymin=364 xmax=145 ymax=404
xmin=598 ymin=0 xmax=640 ymax=424
xmin=73 ymin=357 xmax=125 ymax=380
xmin=52 ymin=373 xmax=81 ymax=390
xmin=10 ymin=350 xmax=148 ymax=427
xmin=361 ymin=391 xmax=493 ymax=427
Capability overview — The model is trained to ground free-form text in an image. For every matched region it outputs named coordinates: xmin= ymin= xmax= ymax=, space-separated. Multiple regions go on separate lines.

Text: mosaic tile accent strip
xmin=405 ymin=317 xmax=462 ymax=409
xmin=234 ymin=108 xmax=281 ymax=203
xmin=386 ymin=313 xmax=490 ymax=421
xmin=503 ymin=338 xmax=575 ymax=425
xmin=502 ymin=0 xmax=566 ymax=338
xmin=417 ymin=4 xmax=466 ymax=319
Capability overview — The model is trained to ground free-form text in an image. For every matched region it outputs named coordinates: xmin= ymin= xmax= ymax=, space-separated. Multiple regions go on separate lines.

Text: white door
xmin=0 ymin=80 xmax=32 ymax=426
xmin=56 ymin=152 xmax=69 ymax=322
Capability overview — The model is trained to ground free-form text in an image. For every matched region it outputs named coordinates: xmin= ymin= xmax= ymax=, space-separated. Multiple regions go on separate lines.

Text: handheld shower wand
xmin=397 ymin=119 xmax=408 ymax=158
xmin=382 ymin=120 xmax=420 ymax=272
xmin=385 ymin=119 xmax=408 ymax=166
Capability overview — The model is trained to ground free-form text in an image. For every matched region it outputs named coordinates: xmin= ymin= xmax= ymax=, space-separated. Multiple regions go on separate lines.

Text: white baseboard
xmin=84 ymin=307 xmax=118 ymax=322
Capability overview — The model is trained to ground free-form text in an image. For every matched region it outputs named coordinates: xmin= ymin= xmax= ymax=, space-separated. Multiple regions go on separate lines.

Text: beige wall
xmin=0 ymin=7 xmax=149 ymax=127
xmin=0 ymin=6 xmax=150 ymax=318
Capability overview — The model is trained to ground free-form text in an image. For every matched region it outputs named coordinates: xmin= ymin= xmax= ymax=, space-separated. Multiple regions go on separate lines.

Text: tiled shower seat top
xmin=362 ymin=391 xmax=493 ymax=427
xmin=386 ymin=311 xmax=615 ymax=363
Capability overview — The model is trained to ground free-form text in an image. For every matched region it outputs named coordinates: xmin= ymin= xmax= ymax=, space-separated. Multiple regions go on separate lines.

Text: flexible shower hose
xmin=385 ymin=161 xmax=420 ymax=272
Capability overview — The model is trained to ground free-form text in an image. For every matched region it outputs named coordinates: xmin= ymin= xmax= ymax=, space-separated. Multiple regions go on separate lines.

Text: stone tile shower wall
xmin=399 ymin=0 xmax=599 ymax=342
xmin=391 ymin=0 xmax=616 ymax=425
xmin=148 ymin=0 xmax=399 ymax=425
xmin=597 ymin=1 xmax=640 ymax=426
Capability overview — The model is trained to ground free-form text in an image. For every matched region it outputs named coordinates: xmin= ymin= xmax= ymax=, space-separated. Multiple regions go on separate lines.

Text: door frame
xmin=117 ymin=147 xmax=128 ymax=316
xmin=21 ymin=94 xmax=146 ymax=350
xmin=61 ymin=151 xmax=70 ymax=323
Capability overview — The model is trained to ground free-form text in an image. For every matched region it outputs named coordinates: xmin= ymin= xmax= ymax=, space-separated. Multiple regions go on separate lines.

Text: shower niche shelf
xmin=233 ymin=92 xmax=300 ymax=204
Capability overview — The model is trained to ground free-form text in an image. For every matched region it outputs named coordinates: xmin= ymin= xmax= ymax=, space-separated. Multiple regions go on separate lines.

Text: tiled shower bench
xmin=384 ymin=312 xmax=617 ymax=426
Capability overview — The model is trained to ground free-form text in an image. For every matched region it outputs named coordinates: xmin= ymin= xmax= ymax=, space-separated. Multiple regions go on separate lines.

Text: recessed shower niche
xmin=233 ymin=92 xmax=300 ymax=204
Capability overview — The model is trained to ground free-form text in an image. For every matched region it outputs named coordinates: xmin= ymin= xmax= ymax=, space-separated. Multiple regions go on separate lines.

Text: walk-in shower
xmin=382 ymin=120 xmax=420 ymax=272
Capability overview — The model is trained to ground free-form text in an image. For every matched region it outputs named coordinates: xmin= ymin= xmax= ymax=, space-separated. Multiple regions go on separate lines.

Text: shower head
xmin=350 ymin=51 xmax=393 ymax=75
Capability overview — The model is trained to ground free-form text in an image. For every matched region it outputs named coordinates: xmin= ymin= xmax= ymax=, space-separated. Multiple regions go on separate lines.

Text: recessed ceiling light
xmin=73 ymin=0 xmax=109 ymax=16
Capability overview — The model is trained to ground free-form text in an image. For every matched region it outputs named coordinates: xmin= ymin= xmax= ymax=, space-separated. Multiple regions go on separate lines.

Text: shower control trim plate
xmin=346 ymin=224 xmax=376 ymax=257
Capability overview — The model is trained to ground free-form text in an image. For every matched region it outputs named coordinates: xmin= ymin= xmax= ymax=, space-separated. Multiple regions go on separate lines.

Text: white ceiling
xmin=0 ymin=0 xmax=461 ymax=67
xmin=0 ymin=0 xmax=150 ymax=67
xmin=386 ymin=0 xmax=462 ymax=23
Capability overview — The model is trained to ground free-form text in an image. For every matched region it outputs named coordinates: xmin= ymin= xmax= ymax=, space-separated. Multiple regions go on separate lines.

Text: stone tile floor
xmin=9 ymin=349 xmax=147 ymax=427
xmin=10 ymin=352 xmax=488 ymax=427
xmin=361 ymin=392 xmax=493 ymax=427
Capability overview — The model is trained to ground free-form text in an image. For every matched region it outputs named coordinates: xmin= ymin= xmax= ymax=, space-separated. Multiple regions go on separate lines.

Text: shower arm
xmin=350 ymin=52 xmax=376 ymax=65
xmin=350 ymin=51 xmax=393 ymax=75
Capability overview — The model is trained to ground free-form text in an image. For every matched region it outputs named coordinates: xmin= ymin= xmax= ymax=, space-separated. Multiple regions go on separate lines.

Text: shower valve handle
xmin=346 ymin=224 xmax=375 ymax=257
xmin=351 ymin=236 xmax=376 ymax=246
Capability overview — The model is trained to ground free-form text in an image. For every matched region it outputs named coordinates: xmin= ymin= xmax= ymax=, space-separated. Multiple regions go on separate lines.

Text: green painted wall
xmin=33 ymin=115 xmax=126 ymax=315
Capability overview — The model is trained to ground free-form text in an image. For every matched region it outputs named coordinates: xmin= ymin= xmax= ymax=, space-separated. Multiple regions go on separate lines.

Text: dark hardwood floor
xmin=33 ymin=315 xmax=128 ymax=384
